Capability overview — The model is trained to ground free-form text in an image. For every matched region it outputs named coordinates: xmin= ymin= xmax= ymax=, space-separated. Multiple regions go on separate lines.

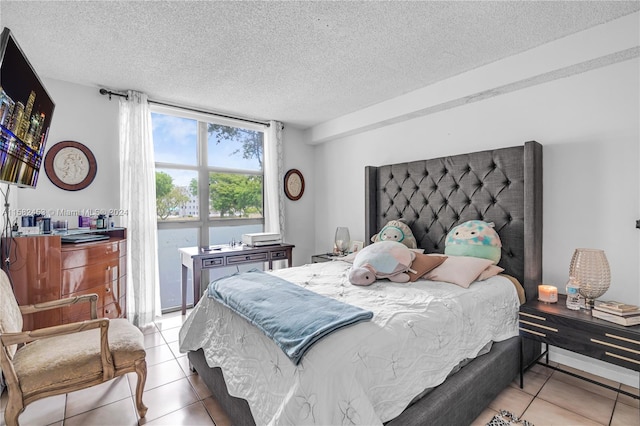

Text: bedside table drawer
xmin=583 ymin=325 xmax=640 ymax=371
xmin=519 ymin=311 xmax=571 ymax=347
xmin=270 ymin=249 xmax=288 ymax=260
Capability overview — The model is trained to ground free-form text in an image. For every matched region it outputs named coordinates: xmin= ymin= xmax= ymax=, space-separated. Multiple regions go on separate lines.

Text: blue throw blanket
xmin=207 ymin=269 xmax=373 ymax=364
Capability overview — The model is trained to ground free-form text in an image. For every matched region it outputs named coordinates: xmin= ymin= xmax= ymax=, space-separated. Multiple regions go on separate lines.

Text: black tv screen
xmin=0 ymin=27 xmax=55 ymax=188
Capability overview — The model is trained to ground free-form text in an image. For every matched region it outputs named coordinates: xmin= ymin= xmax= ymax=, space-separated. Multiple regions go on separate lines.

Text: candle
xmin=538 ymin=285 xmax=558 ymax=303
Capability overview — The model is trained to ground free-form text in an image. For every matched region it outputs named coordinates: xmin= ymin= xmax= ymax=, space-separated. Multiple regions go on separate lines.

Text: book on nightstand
xmin=591 ymin=308 xmax=640 ymax=326
xmin=593 ymin=300 xmax=640 ymax=316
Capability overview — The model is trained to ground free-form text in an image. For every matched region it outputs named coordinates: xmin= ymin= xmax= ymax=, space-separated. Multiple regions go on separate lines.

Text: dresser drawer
xmin=519 ymin=311 xmax=562 ymax=343
xmin=61 ymin=239 xmax=124 ymax=269
xmin=103 ymin=301 xmax=123 ymax=319
xmin=226 ymin=252 xmax=268 ymax=265
xmin=201 ymin=256 xmax=224 ymax=268
xmin=62 ymin=258 xmax=126 ymax=294
xmin=270 ymin=249 xmax=289 ymax=260
xmin=581 ymin=323 xmax=640 ymax=371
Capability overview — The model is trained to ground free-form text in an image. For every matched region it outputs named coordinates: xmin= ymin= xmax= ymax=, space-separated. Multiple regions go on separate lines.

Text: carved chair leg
xmin=134 ymin=359 xmax=148 ymax=418
xmin=4 ymin=391 xmax=24 ymax=426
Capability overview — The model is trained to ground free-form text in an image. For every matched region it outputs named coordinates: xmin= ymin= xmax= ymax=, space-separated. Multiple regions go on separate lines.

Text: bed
xmin=179 ymin=141 xmax=543 ymax=425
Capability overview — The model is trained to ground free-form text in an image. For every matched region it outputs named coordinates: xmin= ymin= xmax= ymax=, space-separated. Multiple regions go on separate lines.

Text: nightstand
xmin=311 ymin=253 xmax=338 ymax=263
xmin=519 ymin=294 xmax=639 ymax=399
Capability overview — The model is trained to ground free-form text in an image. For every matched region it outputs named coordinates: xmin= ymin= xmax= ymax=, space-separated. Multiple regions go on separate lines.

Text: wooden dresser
xmin=3 ymin=228 xmax=127 ymax=330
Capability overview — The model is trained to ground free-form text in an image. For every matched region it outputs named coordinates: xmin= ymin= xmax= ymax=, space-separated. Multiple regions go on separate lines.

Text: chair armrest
xmin=19 ymin=293 xmax=98 ymax=319
xmin=0 ymin=318 xmax=106 ymax=346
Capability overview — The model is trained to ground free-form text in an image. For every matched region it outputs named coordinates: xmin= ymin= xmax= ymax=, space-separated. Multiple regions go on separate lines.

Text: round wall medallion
xmin=284 ymin=169 xmax=305 ymax=201
xmin=44 ymin=141 xmax=97 ymax=191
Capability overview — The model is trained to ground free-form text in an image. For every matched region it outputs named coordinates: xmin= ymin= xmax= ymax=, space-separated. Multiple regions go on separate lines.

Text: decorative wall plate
xmin=284 ymin=169 xmax=305 ymax=201
xmin=44 ymin=141 xmax=97 ymax=191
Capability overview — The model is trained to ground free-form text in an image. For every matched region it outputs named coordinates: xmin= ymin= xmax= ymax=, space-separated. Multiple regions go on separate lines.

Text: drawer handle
xmin=106 ymin=288 xmax=111 ymax=293
xmin=591 ymin=338 xmax=640 ymax=355
xmin=519 ymin=312 xmax=546 ymax=321
xmin=519 ymin=327 xmax=546 ymax=337
xmin=105 ymin=309 xmax=111 ymax=314
xmin=605 ymin=333 xmax=640 ymax=346
xmin=605 ymin=351 xmax=640 ymax=365
xmin=519 ymin=320 xmax=558 ymax=332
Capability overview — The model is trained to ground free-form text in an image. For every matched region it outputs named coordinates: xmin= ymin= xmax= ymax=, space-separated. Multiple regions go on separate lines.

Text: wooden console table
xmin=179 ymin=243 xmax=294 ymax=315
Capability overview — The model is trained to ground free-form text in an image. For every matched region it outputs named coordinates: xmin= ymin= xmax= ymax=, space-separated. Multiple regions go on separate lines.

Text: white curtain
xmin=263 ymin=120 xmax=285 ymax=238
xmin=119 ymin=91 xmax=161 ymax=326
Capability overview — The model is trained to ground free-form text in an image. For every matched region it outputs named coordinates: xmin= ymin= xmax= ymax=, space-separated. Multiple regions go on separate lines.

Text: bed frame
xmin=188 ymin=141 xmax=543 ymax=426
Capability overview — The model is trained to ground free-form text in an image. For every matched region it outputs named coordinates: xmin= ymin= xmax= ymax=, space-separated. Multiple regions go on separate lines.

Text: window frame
xmin=151 ymin=104 xmax=266 ymax=247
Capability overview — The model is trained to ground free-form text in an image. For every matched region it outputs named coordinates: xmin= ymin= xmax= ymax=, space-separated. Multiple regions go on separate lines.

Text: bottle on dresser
xmin=566 ymin=277 xmax=583 ymax=310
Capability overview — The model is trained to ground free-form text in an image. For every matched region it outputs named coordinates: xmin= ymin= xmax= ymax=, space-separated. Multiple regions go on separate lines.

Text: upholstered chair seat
xmin=12 ymin=319 xmax=145 ymax=397
xmin=0 ymin=269 xmax=147 ymax=426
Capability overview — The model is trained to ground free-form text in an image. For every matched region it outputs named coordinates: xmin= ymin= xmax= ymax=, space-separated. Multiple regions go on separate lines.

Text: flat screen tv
xmin=0 ymin=27 xmax=55 ymax=188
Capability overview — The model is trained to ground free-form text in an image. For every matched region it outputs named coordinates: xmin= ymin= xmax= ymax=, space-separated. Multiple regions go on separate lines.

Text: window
xmin=152 ymin=105 xmax=265 ymax=311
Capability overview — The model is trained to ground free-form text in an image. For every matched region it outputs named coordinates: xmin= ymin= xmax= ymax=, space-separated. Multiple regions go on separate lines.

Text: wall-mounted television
xmin=0 ymin=27 xmax=55 ymax=188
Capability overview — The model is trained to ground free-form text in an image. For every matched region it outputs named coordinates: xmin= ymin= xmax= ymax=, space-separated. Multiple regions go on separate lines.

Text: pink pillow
xmin=477 ymin=265 xmax=504 ymax=281
xmin=423 ymin=256 xmax=494 ymax=288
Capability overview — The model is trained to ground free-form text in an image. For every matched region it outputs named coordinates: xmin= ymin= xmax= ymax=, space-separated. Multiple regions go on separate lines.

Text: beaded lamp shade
xmin=569 ymin=248 xmax=611 ymax=309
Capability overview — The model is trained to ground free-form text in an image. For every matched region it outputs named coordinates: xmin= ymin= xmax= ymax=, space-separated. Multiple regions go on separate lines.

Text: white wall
xmin=282 ymin=125 xmax=316 ymax=266
xmin=16 ymin=78 xmax=120 ymax=224
xmin=303 ymin=14 xmax=639 ymax=386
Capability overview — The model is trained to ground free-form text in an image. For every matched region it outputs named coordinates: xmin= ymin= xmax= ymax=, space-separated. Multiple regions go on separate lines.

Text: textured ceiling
xmin=1 ymin=1 xmax=638 ymax=129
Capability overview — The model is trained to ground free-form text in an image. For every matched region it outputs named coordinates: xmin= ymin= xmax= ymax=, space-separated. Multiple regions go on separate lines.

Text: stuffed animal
xmin=370 ymin=219 xmax=417 ymax=249
xmin=444 ymin=220 xmax=502 ymax=264
xmin=349 ymin=240 xmax=416 ymax=286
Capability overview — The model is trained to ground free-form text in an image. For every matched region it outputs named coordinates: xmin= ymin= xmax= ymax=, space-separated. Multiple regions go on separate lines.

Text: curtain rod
xmin=98 ymin=88 xmax=271 ymax=127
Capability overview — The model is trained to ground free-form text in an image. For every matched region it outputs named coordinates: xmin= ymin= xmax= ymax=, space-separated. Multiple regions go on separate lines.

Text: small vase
xmin=569 ymin=248 xmax=610 ymax=309
xmin=334 ymin=227 xmax=351 ymax=256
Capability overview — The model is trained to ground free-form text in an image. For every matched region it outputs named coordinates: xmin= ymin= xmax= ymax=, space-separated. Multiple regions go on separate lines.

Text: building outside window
xmin=152 ymin=105 xmax=265 ymax=312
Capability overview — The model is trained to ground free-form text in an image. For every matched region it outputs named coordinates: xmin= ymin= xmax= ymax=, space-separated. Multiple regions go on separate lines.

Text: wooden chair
xmin=0 ymin=269 xmax=147 ymax=426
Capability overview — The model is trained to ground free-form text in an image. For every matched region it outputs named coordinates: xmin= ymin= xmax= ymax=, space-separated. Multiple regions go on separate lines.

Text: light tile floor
xmin=1 ymin=310 xmax=638 ymax=425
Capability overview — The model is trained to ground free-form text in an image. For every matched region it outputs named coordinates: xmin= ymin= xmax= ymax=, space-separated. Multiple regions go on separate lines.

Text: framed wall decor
xmin=284 ymin=169 xmax=305 ymax=201
xmin=44 ymin=141 xmax=97 ymax=191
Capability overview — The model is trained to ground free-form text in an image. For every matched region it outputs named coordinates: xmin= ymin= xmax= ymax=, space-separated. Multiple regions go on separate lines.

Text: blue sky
xmin=152 ymin=112 xmax=262 ymax=188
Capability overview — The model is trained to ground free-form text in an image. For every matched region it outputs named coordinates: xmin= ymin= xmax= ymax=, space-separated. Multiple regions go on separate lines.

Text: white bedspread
xmin=179 ymin=261 xmax=520 ymax=425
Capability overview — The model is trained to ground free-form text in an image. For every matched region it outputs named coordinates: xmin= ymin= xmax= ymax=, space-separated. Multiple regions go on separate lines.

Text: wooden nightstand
xmin=311 ymin=253 xmax=339 ymax=263
xmin=519 ymin=294 xmax=639 ymax=398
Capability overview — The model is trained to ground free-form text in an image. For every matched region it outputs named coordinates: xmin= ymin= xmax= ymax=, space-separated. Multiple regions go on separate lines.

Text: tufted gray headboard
xmin=365 ymin=141 xmax=542 ymax=301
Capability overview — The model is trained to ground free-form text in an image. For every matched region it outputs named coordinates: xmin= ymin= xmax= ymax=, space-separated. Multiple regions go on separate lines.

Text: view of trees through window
xmin=154 ymin=121 xmax=264 ymax=221
xmin=152 ymin=108 xmax=265 ymax=311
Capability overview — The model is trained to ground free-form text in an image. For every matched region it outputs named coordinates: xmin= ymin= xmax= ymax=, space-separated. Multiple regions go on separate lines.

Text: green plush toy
xmin=370 ymin=219 xmax=417 ymax=249
xmin=444 ymin=220 xmax=502 ymax=264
